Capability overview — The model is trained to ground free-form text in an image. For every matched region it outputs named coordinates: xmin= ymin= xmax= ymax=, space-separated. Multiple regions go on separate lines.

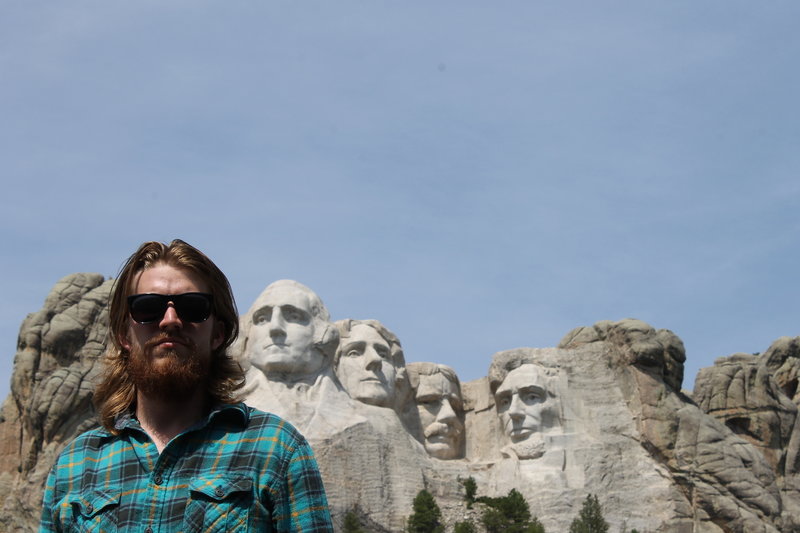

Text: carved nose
xmin=269 ymin=310 xmax=286 ymax=334
xmin=507 ymin=395 xmax=525 ymax=417
xmin=365 ymin=348 xmax=382 ymax=370
xmin=437 ymin=399 xmax=457 ymax=423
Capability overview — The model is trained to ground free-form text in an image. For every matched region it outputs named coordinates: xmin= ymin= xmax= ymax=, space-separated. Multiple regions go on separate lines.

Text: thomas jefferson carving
xmin=334 ymin=319 xmax=406 ymax=409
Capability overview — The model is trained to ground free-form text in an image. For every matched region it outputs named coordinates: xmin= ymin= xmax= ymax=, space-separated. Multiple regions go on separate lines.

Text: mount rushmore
xmin=1 ymin=272 xmax=799 ymax=531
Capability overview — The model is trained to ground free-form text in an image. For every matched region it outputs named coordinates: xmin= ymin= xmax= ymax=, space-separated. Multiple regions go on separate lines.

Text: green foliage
xmin=407 ymin=489 xmax=444 ymax=533
xmin=569 ymin=494 xmax=609 ymax=533
xmin=342 ymin=510 xmax=365 ymax=533
xmin=454 ymin=520 xmax=477 ymax=533
xmin=480 ymin=489 xmax=545 ymax=533
xmin=462 ymin=476 xmax=477 ymax=509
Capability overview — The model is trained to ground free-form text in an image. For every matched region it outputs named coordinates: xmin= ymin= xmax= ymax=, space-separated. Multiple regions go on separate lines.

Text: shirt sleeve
xmin=273 ymin=437 xmax=334 ymax=533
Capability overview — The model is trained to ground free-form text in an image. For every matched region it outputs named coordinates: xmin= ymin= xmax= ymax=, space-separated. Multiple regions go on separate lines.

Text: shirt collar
xmin=113 ymin=402 xmax=250 ymax=433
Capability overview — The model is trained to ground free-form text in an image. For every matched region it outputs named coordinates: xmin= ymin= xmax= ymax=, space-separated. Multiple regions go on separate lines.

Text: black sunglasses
xmin=127 ymin=293 xmax=214 ymax=324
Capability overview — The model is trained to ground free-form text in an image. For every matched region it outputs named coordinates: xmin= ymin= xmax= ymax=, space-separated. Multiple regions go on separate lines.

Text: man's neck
xmin=135 ymin=389 xmax=207 ymax=453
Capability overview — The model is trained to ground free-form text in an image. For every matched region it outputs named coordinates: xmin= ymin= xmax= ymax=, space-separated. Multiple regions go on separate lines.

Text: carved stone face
xmin=494 ymin=364 xmax=552 ymax=444
xmin=415 ymin=373 xmax=464 ymax=459
xmin=336 ymin=323 xmax=397 ymax=407
xmin=247 ymin=284 xmax=321 ymax=375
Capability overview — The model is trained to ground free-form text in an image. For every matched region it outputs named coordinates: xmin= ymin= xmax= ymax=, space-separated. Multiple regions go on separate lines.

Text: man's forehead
xmin=133 ymin=264 xmax=208 ymax=293
xmin=416 ymin=373 xmax=457 ymax=397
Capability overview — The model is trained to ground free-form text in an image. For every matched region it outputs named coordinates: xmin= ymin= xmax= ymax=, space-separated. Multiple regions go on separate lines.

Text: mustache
xmin=424 ymin=423 xmax=461 ymax=439
xmin=145 ymin=332 xmax=197 ymax=352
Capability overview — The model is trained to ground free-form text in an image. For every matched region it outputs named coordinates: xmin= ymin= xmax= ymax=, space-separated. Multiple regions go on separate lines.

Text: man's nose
xmin=159 ymin=303 xmax=182 ymax=329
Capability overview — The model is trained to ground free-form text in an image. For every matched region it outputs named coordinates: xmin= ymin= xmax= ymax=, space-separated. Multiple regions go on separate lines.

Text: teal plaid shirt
xmin=40 ymin=403 xmax=333 ymax=532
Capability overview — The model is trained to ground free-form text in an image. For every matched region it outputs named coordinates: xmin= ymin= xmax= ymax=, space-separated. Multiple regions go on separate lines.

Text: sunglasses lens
xmin=128 ymin=294 xmax=168 ymax=324
xmin=127 ymin=293 xmax=213 ymax=324
xmin=175 ymin=293 xmax=213 ymax=323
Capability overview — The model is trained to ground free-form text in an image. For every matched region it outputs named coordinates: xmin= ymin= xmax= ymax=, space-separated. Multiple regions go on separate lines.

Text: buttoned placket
xmin=125 ymin=422 xmax=185 ymax=533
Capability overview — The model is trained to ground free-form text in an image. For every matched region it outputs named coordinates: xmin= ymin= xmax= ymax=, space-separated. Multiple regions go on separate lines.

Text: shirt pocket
xmin=184 ymin=475 xmax=255 ymax=532
xmin=64 ymin=489 xmax=120 ymax=532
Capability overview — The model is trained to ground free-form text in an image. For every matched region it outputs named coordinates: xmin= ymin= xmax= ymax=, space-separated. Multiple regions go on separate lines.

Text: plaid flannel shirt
xmin=40 ymin=403 xmax=333 ymax=533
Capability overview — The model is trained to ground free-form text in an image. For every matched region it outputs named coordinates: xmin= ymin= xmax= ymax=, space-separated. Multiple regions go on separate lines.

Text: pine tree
xmin=454 ymin=520 xmax=477 ymax=533
xmin=407 ymin=489 xmax=444 ymax=533
xmin=480 ymin=489 xmax=545 ymax=533
xmin=343 ymin=510 xmax=365 ymax=533
xmin=462 ymin=476 xmax=477 ymax=509
xmin=569 ymin=494 xmax=609 ymax=533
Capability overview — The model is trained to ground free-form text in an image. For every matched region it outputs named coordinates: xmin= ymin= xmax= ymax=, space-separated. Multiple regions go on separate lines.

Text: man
xmin=333 ymin=319 xmax=407 ymax=409
xmin=238 ymin=279 xmax=363 ymax=439
xmin=406 ymin=362 xmax=465 ymax=460
xmin=40 ymin=240 xmax=333 ymax=532
xmin=488 ymin=349 xmax=562 ymax=460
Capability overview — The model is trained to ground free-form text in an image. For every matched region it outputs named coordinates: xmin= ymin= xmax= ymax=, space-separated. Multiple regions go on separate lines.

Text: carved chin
xmin=425 ymin=440 xmax=458 ymax=460
xmin=511 ymin=436 xmax=546 ymax=460
xmin=353 ymin=382 xmax=391 ymax=406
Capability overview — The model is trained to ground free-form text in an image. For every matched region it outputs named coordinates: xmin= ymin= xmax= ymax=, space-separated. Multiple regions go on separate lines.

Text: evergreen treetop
xmin=407 ymin=489 xmax=444 ymax=533
xmin=569 ymin=494 xmax=609 ymax=533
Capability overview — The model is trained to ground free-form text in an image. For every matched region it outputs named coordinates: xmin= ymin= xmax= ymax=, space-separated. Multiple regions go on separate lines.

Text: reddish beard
xmin=127 ymin=332 xmax=211 ymax=402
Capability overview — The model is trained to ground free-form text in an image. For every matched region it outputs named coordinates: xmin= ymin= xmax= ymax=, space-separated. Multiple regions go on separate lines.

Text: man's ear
xmin=118 ymin=332 xmax=131 ymax=351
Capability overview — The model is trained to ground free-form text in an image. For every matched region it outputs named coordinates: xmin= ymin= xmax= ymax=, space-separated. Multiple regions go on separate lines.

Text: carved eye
xmin=346 ymin=349 xmax=361 ymax=358
xmin=521 ymin=389 xmax=543 ymax=403
xmin=418 ymin=397 xmax=440 ymax=409
xmin=496 ymin=394 xmax=511 ymax=409
xmin=375 ymin=346 xmax=391 ymax=359
xmin=284 ymin=308 xmax=303 ymax=322
xmin=253 ymin=308 xmax=272 ymax=325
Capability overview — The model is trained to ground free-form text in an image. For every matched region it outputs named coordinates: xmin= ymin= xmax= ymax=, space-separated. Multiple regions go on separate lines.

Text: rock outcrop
xmin=694 ymin=336 xmax=800 ymax=531
xmin=1 ymin=277 xmax=799 ymax=532
xmin=0 ymin=273 xmax=112 ymax=531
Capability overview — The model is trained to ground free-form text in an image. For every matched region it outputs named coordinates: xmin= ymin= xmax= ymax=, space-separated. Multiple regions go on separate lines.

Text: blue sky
xmin=2 ymin=2 xmax=799 ymax=402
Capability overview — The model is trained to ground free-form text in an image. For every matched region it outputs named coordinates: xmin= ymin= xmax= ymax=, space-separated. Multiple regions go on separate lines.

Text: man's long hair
xmin=94 ymin=239 xmax=245 ymax=433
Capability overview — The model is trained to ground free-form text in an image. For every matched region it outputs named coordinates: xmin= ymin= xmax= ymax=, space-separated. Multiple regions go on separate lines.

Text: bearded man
xmin=40 ymin=240 xmax=333 ymax=532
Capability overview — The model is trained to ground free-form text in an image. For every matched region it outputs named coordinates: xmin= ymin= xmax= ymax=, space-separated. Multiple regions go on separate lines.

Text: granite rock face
xmin=1 ymin=278 xmax=798 ymax=532
xmin=0 ymin=273 xmax=112 ymax=531
xmin=693 ymin=336 xmax=800 ymax=531
xmin=562 ymin=319 xmax=785 ymax=532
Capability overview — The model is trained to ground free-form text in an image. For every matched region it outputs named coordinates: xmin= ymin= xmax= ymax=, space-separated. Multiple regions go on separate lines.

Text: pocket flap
xmin=70 ymin=489 xmax=120 ymax=518
xmin=189 ymin=475 xmax=253 ymax=501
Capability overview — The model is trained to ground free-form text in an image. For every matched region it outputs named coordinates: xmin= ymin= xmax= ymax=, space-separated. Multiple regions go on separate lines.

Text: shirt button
xmin=145 ymin=527 xmax=153 ymax=533
xmin=154 ymin=474 xmax=163 ymax=485
xmin=86 ymin=503 xmax=93 ymax=513
xmin=214 ymin=487 xmax=224 ymax=497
